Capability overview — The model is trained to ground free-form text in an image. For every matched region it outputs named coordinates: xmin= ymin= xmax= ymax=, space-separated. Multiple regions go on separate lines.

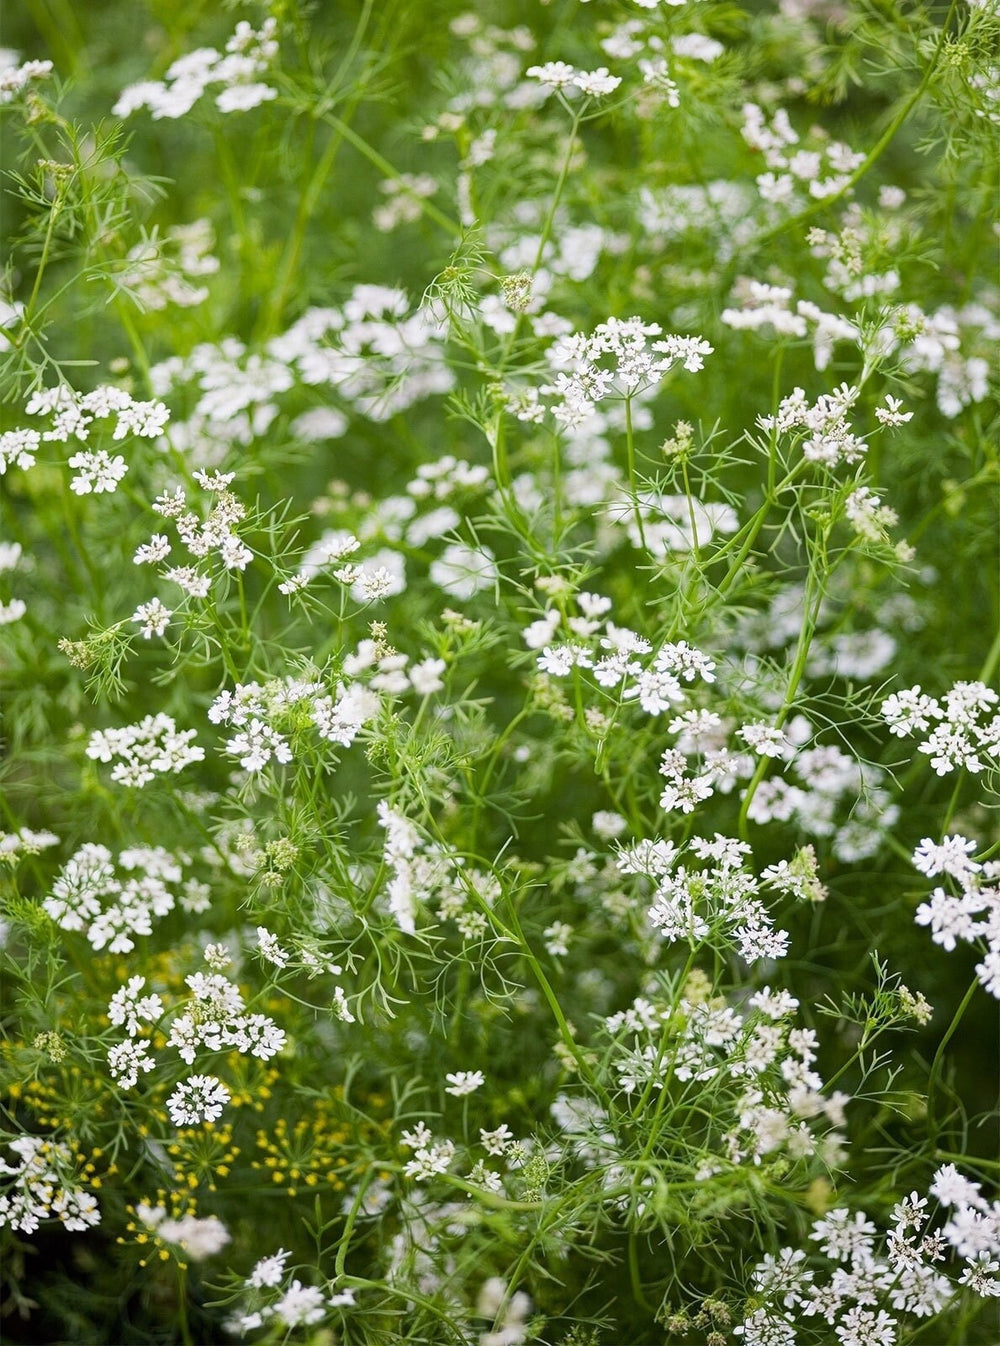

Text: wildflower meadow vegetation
xmin=1 ymin=0 xmax=998 ymax=1342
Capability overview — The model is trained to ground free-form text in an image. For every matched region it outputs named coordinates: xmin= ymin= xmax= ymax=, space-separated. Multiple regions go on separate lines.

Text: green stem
xmin=977 ymin=623 xmax=1000 ymax=687
xmin=927 ymin=975 xmax=980 ymax=1122
xmin=625 ymin=395 xmax=647 ymax=552
xmin=176 ymin=1264 xmax=194 ymax=1346
xmin=23 ymin=188 xmax=63 ymax=327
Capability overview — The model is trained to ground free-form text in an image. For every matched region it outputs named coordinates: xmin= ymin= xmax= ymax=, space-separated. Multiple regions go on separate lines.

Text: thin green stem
xmin=625 ymin=396 xmax=647 ymax=552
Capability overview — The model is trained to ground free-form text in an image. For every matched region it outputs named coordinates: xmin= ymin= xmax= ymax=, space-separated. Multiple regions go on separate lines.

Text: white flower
xmin=256 ymin=926 xmax=290 ymax=967
xmin=68 ymin=449 xmax=128 ymax=494
xmin=480 ymin=1124 xmax=514 ymax=1156
xmin=108 ymin=976 xmax=164 ymax=1035
xmin=273 ymin=1280 xmax=326 ymax=1327
xmin=929 ymin=1163 xmax=987 ymax=1210
xmin=739 ymin=723 xmax=789 ymax=757
xmin=349 ymin=549 xmax=406 ymax=602
xmin=875 ymin=394 xmax=913 ymax=426
xmin=573 ymin=67 xmax=621 ymax=97
xmin=0 ymin=429 xmax=40 ymax=473
xmin=225 ymin=719 xmax=293 ymax=772
xmin=544 ymin=921 xmax=572 ymax=956
xmin=592 ymin=810 xmax=627 ymax=840
xmin=444 ymin=1069 xmax=485 ymax=1096
xmin=165 ymin=566 xmax=211 ymax=597
xmin=133 ymin=535 xmax=172 ymax=565
xmin=132 ymin=597 xmax=173 ymax=638
xmin=526 ymin=61 xmax=578 ymax=89
xmin=402 ymin=1139 xmax=455 ymax=1178
xmin=165 ymin=1075 xmax=231 ymax=1126
xmin=247 ymin=1247 xmax=290 ymax=1288
xmin=219 ymin=534 xmax=253 ymax=570
xmin=108 ymin=1039 xmax=156 ymax=1089
xmin=976 ymin=949 xmax=1000 ymax=999
xmin=156 ymin=1213 xmax=231 ymax=1259
xmin=912 ymin=834 xmax=979 ymax=881
xmin=0 ymin=542 xmax=21 ymax=572
xmin=216 ymin=82 xmax=277 ymax=113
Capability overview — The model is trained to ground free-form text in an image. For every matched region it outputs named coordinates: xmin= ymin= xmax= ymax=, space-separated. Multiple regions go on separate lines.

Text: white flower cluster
xmin=3 ymin=383 xmax=168 ymax=493
xmin=119 ymin=219 xmax=219 ymax=311
xmin=377 ymin=800 xmax=500 ymax=939
xmin=735 ymin=578 xmax=911 ymax=683
xmin=721 ymin=280 xmax=859 ymax=371
xmin=478 ymin=211 xmax=624 ymax=336
xmin=26 ymin=383 xmax=169 ymax=440
xmin=638 ymin=180 xmax=755 ymax=262
xmin=284 ymin=459 xmax=496 ymax=606
xmin=607 ymin=984 xmax=848 ymax=1169
xmin=132 ymin=596 xmax=173 ymax=639
xmin=419 ymin=14 xmax=538 ymax=127
xmin=167 ymin=971 xmax=287 ymax=1068
xmin=145 ymin=287 xmax=453 ymax=475
xmin=804 ymin=214 xmax=995 ymax=419
xmin=228 ymin=1247 xmax=355 ymax=1335
xmin=209 ymin=680 xmax=305 ymax=772
xmin=269 ymin=287 xmax=455 ymax=423
xmin=166 ymin=1075 xmax=232 ymax=1127
xmin=0 ymin=1136 xmax=100 ymax=1235
xmin=844 ymin=485 xmax=901 ymax=545
xmin=208 ymin=673 xmax=378 ymax=771
xmin=600 ymin=14 xmax=721 ymax=84
xmin=0 ymin=54 xmax=53 ymax=104
xmin=337 ymin=637 xmax=446 ymax=700
xmin=537 ymin=608 xmax=716 ymax=716
xmin=525 ymin=61 xmax=622 ymax=98
xmin=106 ymin=968 xmax=285 ymax=1125
xmin=911 ymin=834 xmax=1000 ymax=999
xmin=617 ymin=834 xmax=797 ymax=963
xmin=650 ymin=709 xmax=752 ymax=812
xmin=324 ymin=549 xmax=408 ymax=605
xmin=757 ymin=382 xmax=868 ymax=467
xmin=736 ymin=1163 xmax=1000 ymax=1344
xmin=400 ymin=1121 xmax=458 ymax=1180
xmin=43 ymin=845 xmax=183 ymax=953
xmin=542 ymin=316 xmax=712 ymax=427
xmin=741 ymin=102 xmax=865 ymax=205
xmin=278 ymin=528 xmax=361 ymax=593
xmin=807 ymin=207 xmax=904 ymax=303
xmin=135 ymin=1201 xmax=230 ymax=1260
xmin=407 ymin=453 xmax=491 ymax=502
xmin=147 ymin=473 xmax=254 ymax=592
xmin=427 ymin=541 xmax=496 ymax=600
xmin=0 ymin=825 xmax=59 ymax=862
xmin=897 ymin=301 xmax=994 ymax=420
xmin=113 ymin=19 xmax=279 ymax=119
xmin=86 ymin=713 xmax=204 ymax=787
xmin=0 ymin=428 xmax=39 ymax=476
xmin=882 ymin=680 xmax=999 ymax=776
